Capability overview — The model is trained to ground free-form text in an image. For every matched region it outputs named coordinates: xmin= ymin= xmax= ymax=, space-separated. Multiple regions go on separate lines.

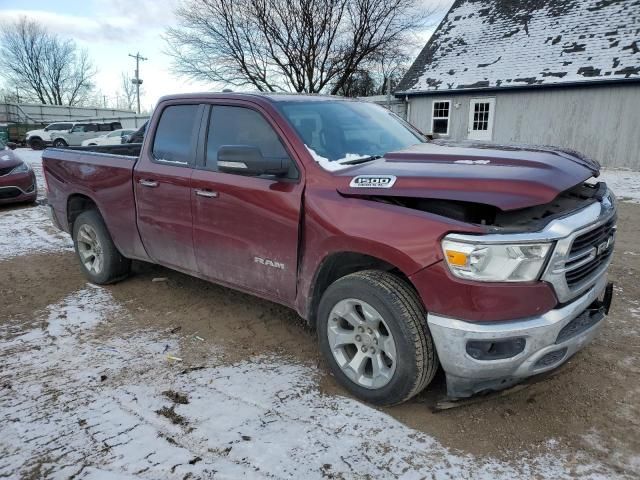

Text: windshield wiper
xmin=339 ymin=155 xmax=383 ymax=166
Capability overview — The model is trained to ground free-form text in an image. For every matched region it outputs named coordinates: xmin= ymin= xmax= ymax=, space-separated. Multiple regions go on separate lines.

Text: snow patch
xmin=454 ymin=159 xmax=491 ymax=165
xmin=404 ymin=0 xmax=638 ymax=92
xmin=305 ymin=145 xmax=368 ymax=172
xmin=0 ymin=149 xmax=71 ymax=259
xmin=600 ymin=169 xmax=640 ymax=204
xmin=0 ymin=205 xmax=72 ymax=259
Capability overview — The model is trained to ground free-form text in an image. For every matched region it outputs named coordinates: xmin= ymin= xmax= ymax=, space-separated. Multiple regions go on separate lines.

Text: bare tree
xmin=165 ymin=0 xmax=436 ymax=94
xmin=119 ymin=72 xmax=138 ymax=111
xmin=336 ymin=47 xmax=411 ymax=97
xmin=0 ymin=17 xmax=96 ymax=105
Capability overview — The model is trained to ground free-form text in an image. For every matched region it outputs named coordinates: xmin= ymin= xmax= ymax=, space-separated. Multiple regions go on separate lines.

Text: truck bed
xmin=42 ymin=146 xmax=149 ymax=261
xmin=65 ymin=143 xmax=143 ymax=157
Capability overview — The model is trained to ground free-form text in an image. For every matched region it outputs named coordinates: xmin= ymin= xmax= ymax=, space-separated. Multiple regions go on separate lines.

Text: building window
xmin=432 ymin=100 xmax=450 ymax=135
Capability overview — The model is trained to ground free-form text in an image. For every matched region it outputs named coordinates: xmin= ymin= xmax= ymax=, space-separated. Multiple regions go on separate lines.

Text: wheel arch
xmin=305 ymin=251 xmax=421 ymax=328
xmin=66 ymin=193 xmax=99 ymax=231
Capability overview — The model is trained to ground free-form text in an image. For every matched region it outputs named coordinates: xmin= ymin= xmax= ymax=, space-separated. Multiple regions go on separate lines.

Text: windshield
xmin=277 ymin=100 xmax=425 ymax=170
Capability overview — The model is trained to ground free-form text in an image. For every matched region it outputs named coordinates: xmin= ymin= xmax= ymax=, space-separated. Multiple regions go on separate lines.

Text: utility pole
xmin=128 ymin=52 xmax=147 ymax=114
xmin=386 ymin=76 xmax=391 ymax=109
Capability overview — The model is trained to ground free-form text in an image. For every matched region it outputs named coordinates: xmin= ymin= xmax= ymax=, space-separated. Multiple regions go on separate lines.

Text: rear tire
xmin=53 ymin=139 xmax=68 ymax=148
xmin=72 ymin=210 xmax=131 ymax=284
xmin=317 ymin=270 xmax=438 ymax=406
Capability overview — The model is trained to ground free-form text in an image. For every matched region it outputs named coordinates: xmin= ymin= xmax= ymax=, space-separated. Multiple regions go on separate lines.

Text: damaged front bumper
xmin=427 ymin=273 xmax=612 ymax=398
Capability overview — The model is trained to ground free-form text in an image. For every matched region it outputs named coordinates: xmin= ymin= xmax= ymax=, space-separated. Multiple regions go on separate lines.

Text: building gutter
xmin=395 ymin=77 xmax=640 ymax=98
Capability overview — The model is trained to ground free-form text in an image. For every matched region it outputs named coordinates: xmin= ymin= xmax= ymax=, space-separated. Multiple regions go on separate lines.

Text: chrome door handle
xmin=195 ymin=189 xmax=218 ymax=198
xmin=139 ymin=179 xmax=158 ymax=188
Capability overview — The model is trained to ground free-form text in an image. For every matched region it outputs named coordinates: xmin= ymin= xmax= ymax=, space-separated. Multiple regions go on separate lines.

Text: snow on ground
xmin=599 ymin=169 xmax=640 ymax=204
xmin=0 ymin=149 xmax=72 ymax=259
xmin=0 ymin=206 xmax=72 ymax=260
xmin=0 ymin=286 xmax=623 ymax=479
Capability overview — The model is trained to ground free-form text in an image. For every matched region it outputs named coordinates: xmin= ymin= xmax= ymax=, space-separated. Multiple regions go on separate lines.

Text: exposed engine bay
xmin=365 ymin=180 xmax=608 ymax=233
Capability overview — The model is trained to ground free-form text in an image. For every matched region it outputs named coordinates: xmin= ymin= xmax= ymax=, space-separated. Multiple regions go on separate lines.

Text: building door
xmin=467 ymin=98 xmax=495 ymax=141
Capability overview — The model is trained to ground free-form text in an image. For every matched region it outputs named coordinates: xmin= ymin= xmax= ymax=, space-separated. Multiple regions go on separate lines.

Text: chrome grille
xmin=565 ymin=217 xmax=616 ymax=288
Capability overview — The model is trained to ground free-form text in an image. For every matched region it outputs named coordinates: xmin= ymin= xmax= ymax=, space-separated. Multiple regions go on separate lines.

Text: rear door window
xmin=205 ymin=106 xmax=291 ymax=174
xmin=152 ymin=104 xmax=200 ymax=165
xmin=48 ymin=123 xmax=71 ymax=131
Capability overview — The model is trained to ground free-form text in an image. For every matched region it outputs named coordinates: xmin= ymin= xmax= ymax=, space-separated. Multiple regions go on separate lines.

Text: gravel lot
xmin=1 ymin=149 xmax=639 ymax=479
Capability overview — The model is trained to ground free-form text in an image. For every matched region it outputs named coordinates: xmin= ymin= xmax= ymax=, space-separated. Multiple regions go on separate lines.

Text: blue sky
xmin=0 ymin=0 xmax=452 ymax=109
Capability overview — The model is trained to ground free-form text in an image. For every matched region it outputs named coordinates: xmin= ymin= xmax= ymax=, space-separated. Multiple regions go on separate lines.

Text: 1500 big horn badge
xmin=349 ymin=175 xmax=397 ymax=188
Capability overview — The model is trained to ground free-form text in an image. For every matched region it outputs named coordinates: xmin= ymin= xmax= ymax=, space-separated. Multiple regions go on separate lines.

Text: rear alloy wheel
xmin=72 ymin=210 xmax=131 ymax=284
xmin=53 ymin=139 xmax=68 ymax=148
xmin=318 ymin=270 xmax=438 ymax=406
xmin=77 ymin=224 xmax=104 ymax=276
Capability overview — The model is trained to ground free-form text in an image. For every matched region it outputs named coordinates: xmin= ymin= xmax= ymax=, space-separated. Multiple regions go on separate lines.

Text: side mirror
xmin=217 ymin=145 xmax=289 ymax=176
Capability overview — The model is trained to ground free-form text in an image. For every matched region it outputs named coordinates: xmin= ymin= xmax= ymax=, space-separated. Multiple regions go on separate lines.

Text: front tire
xmin=72 ymin=210 xmax=131 ymax=284
xmin=53 ymin=139 xmax=68 ymax=148
xmin=29 ymin=138 xmax=44 ymax=150
xmin=318 ymin=270 xmax=438 ymax=406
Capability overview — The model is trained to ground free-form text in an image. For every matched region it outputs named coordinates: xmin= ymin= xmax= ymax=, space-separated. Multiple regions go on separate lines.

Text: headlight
xmin=442 ymin=237 xmax=552 ymax=282
xmin=10 ymin=162 xmax=30 ymax=175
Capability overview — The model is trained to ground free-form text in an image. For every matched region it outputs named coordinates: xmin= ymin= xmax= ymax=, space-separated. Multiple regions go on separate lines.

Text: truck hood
xmin=334 ymin=141 xmax=600 ymax=211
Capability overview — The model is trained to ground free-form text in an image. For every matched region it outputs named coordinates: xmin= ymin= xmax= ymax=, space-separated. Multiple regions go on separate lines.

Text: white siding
xmin=406 ymin=84 xmax=640 ymax=169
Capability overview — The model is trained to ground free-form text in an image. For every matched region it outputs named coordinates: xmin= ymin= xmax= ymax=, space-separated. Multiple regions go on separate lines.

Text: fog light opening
xmin=466 ymin=337 xmax=526 ymax=361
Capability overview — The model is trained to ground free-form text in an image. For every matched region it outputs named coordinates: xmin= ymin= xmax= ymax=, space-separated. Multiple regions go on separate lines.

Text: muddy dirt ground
xmin=1 ymin=152 xmax=639 ymax=478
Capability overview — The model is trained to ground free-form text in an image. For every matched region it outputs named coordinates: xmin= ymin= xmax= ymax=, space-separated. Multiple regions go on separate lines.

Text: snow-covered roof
xmin=397 ymin=0 xmax=640 ymax=94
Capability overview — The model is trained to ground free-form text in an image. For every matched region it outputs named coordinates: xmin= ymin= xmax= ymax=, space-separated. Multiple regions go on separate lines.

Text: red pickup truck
xmin=43 ymin=93 xmax=616 ymax=405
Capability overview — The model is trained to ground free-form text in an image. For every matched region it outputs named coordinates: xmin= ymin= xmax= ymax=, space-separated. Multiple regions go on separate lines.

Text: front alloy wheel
xmin=327 ymin=299 xmax=397 ymax=389
xmin=317 ymin=270 xmax=439 ymax=405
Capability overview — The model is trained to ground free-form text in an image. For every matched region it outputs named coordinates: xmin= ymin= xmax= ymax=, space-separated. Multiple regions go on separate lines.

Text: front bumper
xmin=0 ymin=171 xmax=37 ymax=205
xmin=428 ymin=273 xmax=611 ymax=398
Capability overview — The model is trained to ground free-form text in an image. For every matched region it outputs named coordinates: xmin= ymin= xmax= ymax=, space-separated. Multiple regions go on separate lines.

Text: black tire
xmin=53 ymin=139 xmax=68 ymax=148
xmin=72 ymin=210 xmax=131 ymax=284
xmin=317 ymin=270 xmax=438 ymax=406
xmin=29 ymin=138 xmax=44 ymax=150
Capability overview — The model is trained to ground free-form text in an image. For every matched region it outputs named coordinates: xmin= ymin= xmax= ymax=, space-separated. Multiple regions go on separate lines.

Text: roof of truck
xmin=158 ymin=92 xmax=359 ymax=103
